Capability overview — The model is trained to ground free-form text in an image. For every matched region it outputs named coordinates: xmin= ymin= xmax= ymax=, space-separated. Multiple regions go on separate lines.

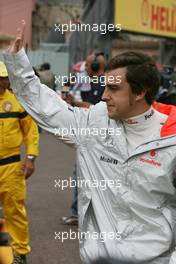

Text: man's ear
xmin=135 ymin=90 xmax=146 ymax=101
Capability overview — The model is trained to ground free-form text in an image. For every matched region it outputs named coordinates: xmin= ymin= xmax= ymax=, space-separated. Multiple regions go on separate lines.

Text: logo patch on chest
xmin=100 ymin=155 xmax=118 ymax=165
xmin=3 ymin=101 xmax=13 ymax=112
xmin=140 ymin=151 xmax=161 ymax=167
xmin=140 ymin=157 xmax=161 ymax=167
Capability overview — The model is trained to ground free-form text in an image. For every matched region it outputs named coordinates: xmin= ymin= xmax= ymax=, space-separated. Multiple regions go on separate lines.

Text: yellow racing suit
xmin=0 ymin=89 xmax=39 ymax=255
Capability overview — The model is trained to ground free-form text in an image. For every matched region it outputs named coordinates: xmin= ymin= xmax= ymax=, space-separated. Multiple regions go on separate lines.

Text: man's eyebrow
xmin=107 ymin=84 xmax=120 ymax=89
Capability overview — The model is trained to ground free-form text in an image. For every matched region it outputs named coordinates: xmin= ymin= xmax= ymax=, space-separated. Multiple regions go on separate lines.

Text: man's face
xmin=0 ymin=77 xmax=9 ymax=94
xmin=102 ymin=67 xmax=142 ymax=120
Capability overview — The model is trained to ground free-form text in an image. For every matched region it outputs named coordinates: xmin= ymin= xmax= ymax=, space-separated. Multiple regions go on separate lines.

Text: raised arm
xmin=3 ymin=20 xmax=88 ymax=146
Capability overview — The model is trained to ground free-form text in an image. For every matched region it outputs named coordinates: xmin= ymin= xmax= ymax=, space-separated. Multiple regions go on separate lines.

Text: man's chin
xmin=107 ymin=111 xmax=120 ymax=120
xmin=108 ymin=112 xmax=115 ymax=119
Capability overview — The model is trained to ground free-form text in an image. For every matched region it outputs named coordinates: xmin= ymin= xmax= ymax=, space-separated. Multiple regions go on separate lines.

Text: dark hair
xmin=40 ymin=62 xmax=51 ymax=70
xmin=106 ymin=52 xmax=160 ymax=105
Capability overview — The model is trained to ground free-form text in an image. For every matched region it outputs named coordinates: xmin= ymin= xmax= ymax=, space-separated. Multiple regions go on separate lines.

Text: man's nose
xmin=101 ymin=87 xmax=109 ymax=102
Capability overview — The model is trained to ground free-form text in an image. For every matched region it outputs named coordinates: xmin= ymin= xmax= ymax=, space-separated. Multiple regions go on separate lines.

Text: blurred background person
xmin=156 ymin=66 xmax=176 ymax=105
xmin=0 ymin=61 xmax=39 ymax=264
xmin=60 ymin=52 xmax=106 ymax=225
xmin=71 ymin=60 xmax=91 ymax=102
xmin=38 ymin=62 xmax=56 ymax=91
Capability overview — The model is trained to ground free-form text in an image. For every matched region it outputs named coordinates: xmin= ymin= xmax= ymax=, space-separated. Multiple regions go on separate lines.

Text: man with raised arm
xmin=3 ymin=21 xmax=176 ymax=264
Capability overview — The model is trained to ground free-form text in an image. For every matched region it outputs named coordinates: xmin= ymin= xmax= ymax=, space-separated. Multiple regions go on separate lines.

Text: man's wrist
xmin=26 ymin=155 xmax=36 ymax=161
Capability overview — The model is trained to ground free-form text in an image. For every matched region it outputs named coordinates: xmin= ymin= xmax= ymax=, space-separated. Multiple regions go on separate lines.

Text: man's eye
xmin=108 ymin=85 xmax=120 ymax=90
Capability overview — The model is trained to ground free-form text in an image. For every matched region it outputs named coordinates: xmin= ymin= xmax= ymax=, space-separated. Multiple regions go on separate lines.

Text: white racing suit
xmin=3 ymin=49 xmax=176 ymax=264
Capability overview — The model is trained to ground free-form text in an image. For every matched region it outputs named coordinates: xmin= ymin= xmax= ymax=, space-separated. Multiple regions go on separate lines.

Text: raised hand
xmin=6 ymin=20 xmax=26 ymax=53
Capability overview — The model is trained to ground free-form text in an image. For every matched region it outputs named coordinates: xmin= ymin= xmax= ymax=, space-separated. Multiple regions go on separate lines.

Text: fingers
xmin=23 ymin=158 xmax=34 ymax=179
xmin=17 ymin=20 xmax=25 ymax=41
xmin=6 ymin=20 xmax=26 ymax=53
xmin=16 ymin=20 xmax=26 ymax=51
xmin=24 ymin=168 xmax=34 ymax=179
xmin=16 ymin=20 xmax=25 ymax=38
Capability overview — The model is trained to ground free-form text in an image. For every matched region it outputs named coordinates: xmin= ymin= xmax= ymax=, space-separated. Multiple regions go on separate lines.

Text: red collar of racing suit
xmin=153 ymin=101 xmax=176 ymax=137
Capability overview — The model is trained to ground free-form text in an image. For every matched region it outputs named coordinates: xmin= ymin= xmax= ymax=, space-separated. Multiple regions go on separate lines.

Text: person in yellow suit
xmin=0 ymin=61 xmax=39 ymax=264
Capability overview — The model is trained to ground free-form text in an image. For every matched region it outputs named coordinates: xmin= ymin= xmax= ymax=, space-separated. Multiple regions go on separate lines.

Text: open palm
xmin=6 ymin=20 xmax=25 ymax=53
